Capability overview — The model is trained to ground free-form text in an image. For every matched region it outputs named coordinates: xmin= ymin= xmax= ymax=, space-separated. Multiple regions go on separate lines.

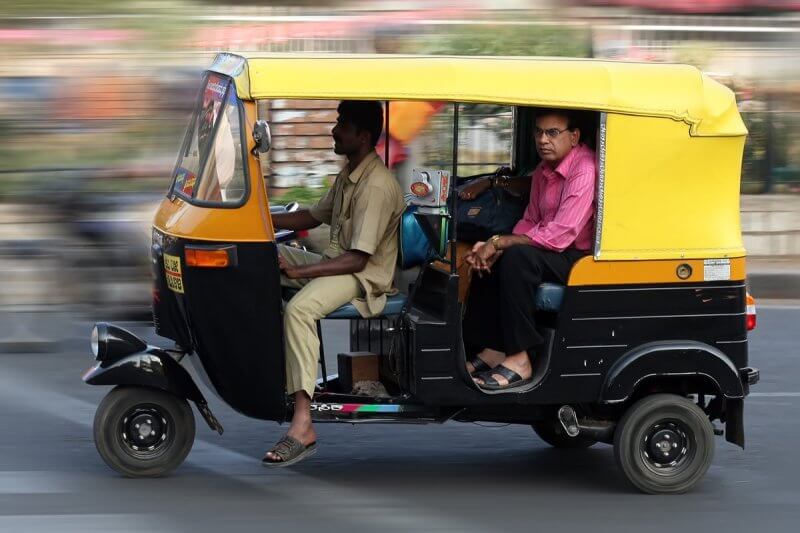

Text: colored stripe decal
xmin=338 ymin=404 xmax=419 ymax=413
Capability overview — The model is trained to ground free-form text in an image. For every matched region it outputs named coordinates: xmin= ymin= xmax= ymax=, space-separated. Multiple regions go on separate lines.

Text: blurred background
xmin=1 ymin=0 xmax=799 ymax=352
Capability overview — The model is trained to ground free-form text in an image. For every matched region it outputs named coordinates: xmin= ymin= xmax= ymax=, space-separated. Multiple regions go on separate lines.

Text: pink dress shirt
xmin=512 ymin=143 xmax=597 ymax=252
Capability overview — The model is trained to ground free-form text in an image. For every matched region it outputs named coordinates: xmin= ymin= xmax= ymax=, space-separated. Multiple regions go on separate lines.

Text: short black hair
xmin=337 ymin=100 xmax=383 ymax=148
xmin=535 ymin=108 xmax=581 ymax=130
xmin=534 ymin=108 xmax=597 ymax=148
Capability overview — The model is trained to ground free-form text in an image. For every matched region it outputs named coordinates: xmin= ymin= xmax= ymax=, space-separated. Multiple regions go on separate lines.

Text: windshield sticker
xmin=174 ymin=168 xmax=196 ymax=196
xmin=703 ymin=259 xmax=731 ymax=281
xmin=198 ymin=74 xmax=228 ymax=155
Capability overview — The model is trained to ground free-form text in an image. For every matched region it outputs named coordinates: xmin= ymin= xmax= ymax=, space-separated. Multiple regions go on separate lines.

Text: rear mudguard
xmin=600 ymin=340 xmax=746 ymax=448
xmin=83 ymin=348 xmax=223 ymax=434
xmin=601 ymin=340 xmax=745 ymax=403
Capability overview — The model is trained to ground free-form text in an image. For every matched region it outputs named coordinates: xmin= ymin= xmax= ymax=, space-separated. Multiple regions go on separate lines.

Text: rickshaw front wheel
xmin=531 ymin=420 xmax=596 ymax=449
xmin=93 ymin=386 xmax=196 ymax=478
xmin=613 ymin=393 xmax=714 ymax=494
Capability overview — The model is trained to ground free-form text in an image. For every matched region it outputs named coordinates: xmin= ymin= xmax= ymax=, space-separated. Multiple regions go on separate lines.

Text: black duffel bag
xmin=456 ymin=174 xmax=527 ymax=243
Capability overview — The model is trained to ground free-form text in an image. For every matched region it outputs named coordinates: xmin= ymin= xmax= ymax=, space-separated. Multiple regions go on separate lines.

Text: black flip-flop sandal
xmin=467 ymin=356 xmax=493 ymax=375
xmin=262 ymin=435 xmax=317 ymax=468
xmin=476 ymin=364 xmax=533 ymax=391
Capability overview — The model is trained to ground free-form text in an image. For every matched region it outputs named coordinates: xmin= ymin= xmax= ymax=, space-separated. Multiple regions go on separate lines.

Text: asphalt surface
xmin=1 ymin=307 xmax=799 ymax=532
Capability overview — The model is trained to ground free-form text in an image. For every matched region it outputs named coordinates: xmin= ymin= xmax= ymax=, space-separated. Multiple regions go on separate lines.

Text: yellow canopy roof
xmin=209 ymin=52 xmax=746 ymax=138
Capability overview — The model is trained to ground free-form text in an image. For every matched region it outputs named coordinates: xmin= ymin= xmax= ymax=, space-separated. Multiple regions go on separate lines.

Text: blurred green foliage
xmin=273 ymin=184 xmax=328 ymax=207
xmin=741 ymin=111 xmax=769 ymax=193
xmin=419 ymin=24 xmax=592 ymax=58
xmin=0 ymin=0 xmax=203 ymax=16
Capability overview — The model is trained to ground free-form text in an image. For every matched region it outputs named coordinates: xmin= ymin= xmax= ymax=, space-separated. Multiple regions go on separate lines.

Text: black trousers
xmin=462 ymin=245 xmax=587 ymax=355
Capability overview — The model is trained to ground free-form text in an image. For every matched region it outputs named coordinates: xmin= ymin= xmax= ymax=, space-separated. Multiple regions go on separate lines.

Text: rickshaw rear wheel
xmin=613 ymin=393 xmax=714 ymax=494
xmin=531 ymin=421 xmax=596 ymax=449
xmin=93 ymin=386 xmax=195 ymax=478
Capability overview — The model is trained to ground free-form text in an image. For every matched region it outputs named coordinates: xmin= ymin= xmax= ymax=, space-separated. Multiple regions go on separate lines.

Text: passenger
xmin=463 ymin=109 xmax=597 ymax=391
xmin=264 ymin=100 xmax=405 ymax=465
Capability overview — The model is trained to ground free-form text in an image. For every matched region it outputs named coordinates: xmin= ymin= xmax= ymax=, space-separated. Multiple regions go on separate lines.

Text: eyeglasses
xmin=534 ymin=127 xmax=570 ymax=139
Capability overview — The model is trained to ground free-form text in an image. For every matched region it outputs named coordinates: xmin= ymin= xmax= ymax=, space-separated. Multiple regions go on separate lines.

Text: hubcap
xmin=641 ymin=420 xmax=691 ymax=471
xmin=120 ymin=405 xmax=170 ymax=457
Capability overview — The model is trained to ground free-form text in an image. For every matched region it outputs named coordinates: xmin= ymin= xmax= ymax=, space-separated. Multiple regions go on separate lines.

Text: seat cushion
xmin=326 ymin=293 xmax=406 ymax=319
xmin=283 ymin=288 xmax=407 ymax=319
xmin=535 ymin=283 xmax=565 ymax=312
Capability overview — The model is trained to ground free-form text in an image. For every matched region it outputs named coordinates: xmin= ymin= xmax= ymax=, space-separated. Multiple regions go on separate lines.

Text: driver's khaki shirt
xmin=309 ymin=151 xmax=405 ymax=317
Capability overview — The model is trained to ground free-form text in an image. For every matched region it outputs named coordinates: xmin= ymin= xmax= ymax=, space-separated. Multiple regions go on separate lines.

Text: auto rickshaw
xmin=83 ymin=52 xmax=760 ymax=494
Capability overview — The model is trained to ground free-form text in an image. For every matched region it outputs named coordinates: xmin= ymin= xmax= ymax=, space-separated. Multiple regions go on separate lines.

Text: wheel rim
xmin=639 ymin=419 xmax=695 ymax=476
xmin=118 ymin=404 xmax=173 ymax=460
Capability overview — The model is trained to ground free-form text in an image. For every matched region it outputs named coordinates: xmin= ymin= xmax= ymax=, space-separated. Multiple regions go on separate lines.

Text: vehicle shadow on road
xmin=286 ymin=445 xmax=629 ymax=493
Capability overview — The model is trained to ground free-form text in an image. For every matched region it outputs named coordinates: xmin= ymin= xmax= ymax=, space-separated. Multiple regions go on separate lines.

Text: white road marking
xmin=0 ymin=472 xmax=75 ymax=494
xmin=0 ymin=514 xmax=169 ymax=532
xmin=754 ymin=302 xmax=800 ymax=309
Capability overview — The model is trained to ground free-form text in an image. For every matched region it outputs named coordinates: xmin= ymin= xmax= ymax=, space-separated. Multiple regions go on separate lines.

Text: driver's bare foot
xmin=264 ymin=425 xmax=316 ymax=463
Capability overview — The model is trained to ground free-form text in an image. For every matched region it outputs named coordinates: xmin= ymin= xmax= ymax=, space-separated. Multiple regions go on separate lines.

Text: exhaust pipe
xmin=558 ymin=405 xmax=616 ymax=444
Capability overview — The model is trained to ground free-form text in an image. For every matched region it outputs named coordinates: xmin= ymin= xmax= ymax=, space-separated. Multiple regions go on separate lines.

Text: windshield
xmin=171 ymin=73 xmax=247 ymax=205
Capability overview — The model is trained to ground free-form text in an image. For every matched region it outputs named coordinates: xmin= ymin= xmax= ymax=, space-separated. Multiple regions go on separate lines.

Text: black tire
xmin=532 ymin=420 xmax=597 ymax=449
xmin=613 ymin=393 xmax=714 ymax=494
xmin=93 ymin=386 xmax=195 ymax=478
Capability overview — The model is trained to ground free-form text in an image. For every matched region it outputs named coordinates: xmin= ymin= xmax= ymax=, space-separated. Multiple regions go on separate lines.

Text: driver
xmin=264 ymin=100 xmax=405 ymax=466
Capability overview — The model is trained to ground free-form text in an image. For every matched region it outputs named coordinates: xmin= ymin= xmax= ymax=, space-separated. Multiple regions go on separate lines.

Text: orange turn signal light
xmin=185 ymin=248 xmax=230 ymax=268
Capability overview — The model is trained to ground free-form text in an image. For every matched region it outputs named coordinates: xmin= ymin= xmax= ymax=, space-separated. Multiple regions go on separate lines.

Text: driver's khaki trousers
xmin=278 ymin=244 xmax=362 ymax=398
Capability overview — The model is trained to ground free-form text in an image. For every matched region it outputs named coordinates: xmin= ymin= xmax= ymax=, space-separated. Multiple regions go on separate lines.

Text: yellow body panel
xmin=568 ymin=257 xmax=746 ymax=286
xmin=597 ymin=114 xmax=746 ymax=260
xmin=209 ymin=53 xmax=746 ymax=137
xmin=153 ymin=101 xmax=276 ymax=242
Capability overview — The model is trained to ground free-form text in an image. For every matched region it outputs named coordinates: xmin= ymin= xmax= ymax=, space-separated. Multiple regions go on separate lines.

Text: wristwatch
xmin=490 ymin=234 xmax=502 ymax=250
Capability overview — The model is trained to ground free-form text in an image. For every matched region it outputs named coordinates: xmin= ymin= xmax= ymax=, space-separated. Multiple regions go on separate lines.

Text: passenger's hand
xmin=474 ymin=242 xmax=499 ymax=273
xmin=464 ymin=241 xmax=484 ymax=267
xmin=471 ymin=241 xmax=486 ymax=254
xmin=458 ymin=179 xmax=491 ymax=201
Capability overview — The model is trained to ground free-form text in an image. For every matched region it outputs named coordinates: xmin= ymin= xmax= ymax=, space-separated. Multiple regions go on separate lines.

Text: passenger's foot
xmin=473 ymin=352 xmax=533 ymax=390
xmin=466 ymin=348 xmax=505 ymax=374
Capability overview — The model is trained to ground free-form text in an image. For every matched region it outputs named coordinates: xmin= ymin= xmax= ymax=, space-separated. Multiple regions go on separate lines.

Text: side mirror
xmin=252 ymin=120 xmax=272 ymax=154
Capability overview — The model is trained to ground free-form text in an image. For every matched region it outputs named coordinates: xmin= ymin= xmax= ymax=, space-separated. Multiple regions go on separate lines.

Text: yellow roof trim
xmin=208 ymin=52 xmax=746 ymax=137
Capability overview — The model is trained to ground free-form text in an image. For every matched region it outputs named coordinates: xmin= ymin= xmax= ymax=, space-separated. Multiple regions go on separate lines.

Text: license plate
xmin=163 ymin=253 xmax=185 ymax=294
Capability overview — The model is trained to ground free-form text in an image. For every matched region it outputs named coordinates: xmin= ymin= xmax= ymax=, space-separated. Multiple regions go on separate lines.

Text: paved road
xmin=1 ymin=307 xmax=799 ymax=532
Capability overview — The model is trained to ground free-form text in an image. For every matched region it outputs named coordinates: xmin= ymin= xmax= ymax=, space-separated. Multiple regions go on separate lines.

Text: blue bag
xmin=397 ymin=206 xmax=434 ymax=269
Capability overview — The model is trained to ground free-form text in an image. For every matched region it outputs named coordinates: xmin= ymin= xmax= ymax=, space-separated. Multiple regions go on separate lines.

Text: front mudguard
xmin=83 ymin=348 xmax=223 ymax=434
